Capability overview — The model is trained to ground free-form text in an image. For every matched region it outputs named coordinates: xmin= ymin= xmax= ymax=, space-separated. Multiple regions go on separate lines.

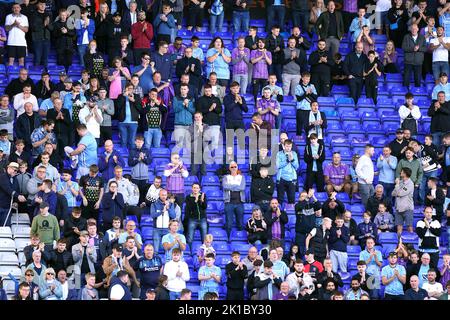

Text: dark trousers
xmin=403 ymin=64 xmax=422 ymax=87
xmin=384 ymin=293 xmax=404 ymax=300
xmin=173 ymin=193 xmax=185 ymax=208
xmin=226 ymin=288 xmax=244 ymax=300
xmin=33 ymin=40 xmax=50 ymax=67
xmin=56 ymin=49 xmax=74 ymax=71
xmin=365 ymin=79 xmax=378 ymax=104
xmin=296 ymin=109 xmax=307 ymax=136
xmin=252 ymin=78 xmax=268 ymax=102
xmin=81 ymin=201 xmax=99 ymax=221
xmin=349 ymin=77 xmax=364 ymax=104
xmin=311 ymin=72 xmax=331 ymax=97
xmin=305 ymin=171 xmax=325 ymax=192
xmin=277 ymin=178 xmax=297 ymax=204
xmin=100 ymin=126 xmax=112 ymax=146
xmin=56 ymin=134 xmax=70 ymax=160
xmin=292 ymin=10 xmax=310 ymax=32
xmin=187 ymin=5 xmax=204 ymax=28
xmin=295 ymin=232 xmax=307 ymax=258
xmin=132 ymin=179 xmax=148 ymax=205
xmin=267 ymin=5 xmax=286 ymax=31
xmin=224 ymin=203 xmax=244 ymax=239
xmin=226 ymin=120 xmax=245 ymax=130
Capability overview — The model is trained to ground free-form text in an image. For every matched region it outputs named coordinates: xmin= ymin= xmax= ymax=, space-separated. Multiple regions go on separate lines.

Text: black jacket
xmin=428 ymin=100 xmax=450 ymax=134
xmin=304 ymin=143 xmax=325 ymax=174
xmin=388 ymin=138 xmax=409 ymax=160
xmin=63 ymin=215 xmax=88 ymax=248
xmin=321 ymin=199 xmax=345 ymax=221
xmin=304 ymin=111 xmax=327 ymax=136
xmin=29 ymin=10 xmax=51 ymax=41
xmin=0 ymin=172 xmax=21 ymax=209
xmin=5 ymin=78 xmax=35 ymax=100
xmin=245 ymin=35 xmax=259 ymax=51
xmin=265 ymin=34 xmax=285 ymax=64
xmin=46 ymin=250 xmax=74 ymax=274
xmin=115 ymin=93 xmax=142 ymax=122
xmin=251 ymin=176 xmax=274 ymax=203
xmin=175 ymin=56 xmax=202 ymax=88
xmin=263 ymin=209 xmax=288 ymax=241
xmin=106 ymin=21 xmax=127 ymax=51
xmin=185 ymin=192 xmax=208 ymax=220
xmin=308 ymin=49 xmax=334 ymax=75
xmin=225 ymin=262 xmax=248 ymax=290
xmin=316 ymin=10 xmax=345 ymax=40
xmin=343 ymin=51 xmax=369 ymax=78
xmin=49 ymin=19 xmax=76 ymax=52
xmin=425 ymin=187 xmax=445 ymax=221
xmin=155 ymin=284 xmax=170 ymax=300
xmin=195 ymin=95 xmax=223 ymax=126
xmin=46 ymin=108 xmax=72 ymax=140
xmin=15 ymin=112 xmax=42 ymax=148
xmin=366 ymin=195 xmax=393 ymax=219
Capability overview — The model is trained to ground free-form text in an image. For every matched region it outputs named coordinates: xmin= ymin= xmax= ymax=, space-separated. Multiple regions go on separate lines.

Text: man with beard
xmin=130 ymin=11 xmax=153 ymax=65
xmin=308 ymin=39 xmax=334 ymax=97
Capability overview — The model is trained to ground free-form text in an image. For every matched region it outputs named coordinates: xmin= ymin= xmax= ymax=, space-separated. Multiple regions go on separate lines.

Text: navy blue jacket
xmin=328 ymin=225 xmax=350 ymax=252
xmin=101 ymin=192 xmax=125 ymax=224
xmin=224 ymin=94 xmax=248 ymax=123
xmin=108 ymin=276 xmax=132 ymax=300
xmin=0 ymin=172 xmax=21 ymax=209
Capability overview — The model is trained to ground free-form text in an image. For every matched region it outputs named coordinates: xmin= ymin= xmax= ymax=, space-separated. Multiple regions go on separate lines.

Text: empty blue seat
xmin=381 ymin=243 xmax=398 ymax=258
xmin=202 ymin=175 xmax=219 ymax=186
xmin=344 ymin=123 xmax=362 ymax=133
xmin=326 ymin=122 xmax=343 ymax=134
xmin=230 ymin=230 xmax=247 ymax=240
xmin=323 ymin=110 xmax=339 ymax=120
xmin=347 ymin=245 xmax=361 ymax=256
xmin=386 ymin=73 xmax=403 ymax=82
xmin=216 ymin=255 xmax=232 ymax=267
xmin=209 ymin=229 xmax=228 ymax=241
xmin=317 ymin=96 xmax=336 ymax=106
xmin=332 ymin=147 xmax=352 ymax=160
xmin=370 ymin=136 xmax=389 ymax=147
xmin=315 ymin=192 xmax=328 ymax=202
xmin=351 ymin=136 xmax=370 ymax=147
xmin=331 ymin=85 xmax=350 ymax=94
xmin=231 ymin=243 xmax=252 ymax=253
xmin=204 ymin=189 xmax=222 ymax=201
xmin=357 ymin=97 xmax=375 ymax=108
xmin=336 ymin=192 xmax=350 ymax=202
xmin=330 ymin=134 xmax=350 ymax=146
xmin=214 ymin=242 xmax=231 ymax=253
xmin=341 ymin=111 xmax=360 ymax=122
xmin=401 ymin=232 xmax=418 ymax=243
xmin=140 ymin=215 xmax=153 ymax=227
xmin=151 ymin=148 xmax=171 ymax=157
xmin=378 ymin=232 xmax=398 ymax=244
xmin=141 ymin=227 xmax=152 ymax=240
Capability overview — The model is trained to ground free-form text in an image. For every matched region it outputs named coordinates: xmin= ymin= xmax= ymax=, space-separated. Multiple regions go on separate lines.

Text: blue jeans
xmin=292 ymin=10 xmax=309 ymax=31
xmin=118 ymin=122 xmax=138 ymax=149
xmin=432 ymin=61 xmax=450 ymax=82
xmin=232 ymin=74 xmax=249 ymax=94
xmin=432 ymin=132 xmax=444 ymax=148
xmin=419 ymin=170 xmax=438 ymax=203
xmin=224 ymin=203 xmax=244 ymax=239
xmin=153 ymin=228 xmax=167 ymax=254
xmin=33 ymin=40 xmax=50 ymax=67
xmin=210 ymin=12 xmax=224 ymax=34
xmin=233 ymin=11 xmax=250 ymax=33
xmin=267 ymin=5 xmax=286 ymax=31
xmin=187 ymin=218 xmax=208 ymax=248
xmin=169 ymin=291 xmax=181 ymax=300
xmin=145 ymin=128 xmax=162 ymax=148
xmin=78 ymin=44 xmax=88 ymax=67
xmin=359 ymin=183 xmax=375 ymax=208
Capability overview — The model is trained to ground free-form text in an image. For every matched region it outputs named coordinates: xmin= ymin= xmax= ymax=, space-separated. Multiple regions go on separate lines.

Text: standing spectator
xmin=393 ymin=167 xmax=415 ymax=236
xmin=305 ymin=217 xmax=332 ymax=264
xmin=130 ymin=11 xmax=153 ymax=65
xmin=224 ymin=82 xmax=248 ymax=130
xmin=152 ymin=41 xmax=173 ymax=83
xmin=358 ymin=211 xmax=378 ymax=249
xmin=295 ymin=72 xmax=317 ymax=136
xmin=128 ymin=135 xmax=151 ymax=204
xmin=163 ymin=153 xmax=188 ymax=207
xmin=15 ymin=102 xmax=41 ymax=153
xmin=150 ymin=189 xmax=175 ymax=253
xmin=185 ymin=183 xmax=208 ymax=252
xmin=355 ymin=144 xmax=375 ymax=207
xmin=359 ymin=236 xmax=383 ymax=299
xmin=304 ymin=101 xmax=326 ymax=142
xmin=5 ymin=3 xmax=29 ymax=67
xmin=163 ymin=248 xmax=190 ymax=300
xmin=374 ymin=202 xmax=395 ymax=233
xmin=206 ymin=37 xmax=232 ymax=86
xmin=0 ymin=95 xmax=14 ymax=140
xmin=162 ymin=220 xmax=186 ymax=263
xmin=266 ymin=0 xmax=286 ymax=32
xmin=137 ymin=244 xmax=163 ymax=299
xmin=308 ymin=39 xmax=334 ymax=97
xmin=153 ymin=4 xmax=176 ymax=44
xmin=232 ymin=0 xmax=250 ymax=33
xmin=5 ymin=68 xmax=35 ymax=100
xmin=13 ymin=85 xmax=38 ymax=118
xmin=98 ymin=140 xmax=125 ymax=183
xmin=429 ymin=26 xmax=450 ymax=83
xmin=381 ymin=41 xmax=399 ymax=73
xmin=399 ymin=93 xmax=421 ymax=136
xmin=79 ymin=164 xmax=104 ymax=221
xmin=387 ymin=0 xmax=409 ymax=49
xmin=175 ymin=48 xmax=202 ymax=90
xmin=140 ymin=89 xmax=167 ymax=149
xmin=389 ymin=129 xmax=409 ymax=160
xmin=172 ymin=84 xmax=195 ymax=150
xmin=198 ymin=253 xmax=221 ymax=300
xmin=381 ymin=252 xmax=407 ymax=300
xmin=209 ymin=0 xmax=224 ymax=34
xmin=377 ymin=146 xmax=398 ymax=199
xmin=425 ymin=177 xmax=445 ymax=222
xmin=410 ymin=140 xmax=439 ymax=203
xmin=343 ymin=41 xmax=368 ymax=104
xmin=116 ymin=83 xmax=141 ymax=150
xmin=186 ymin=0 xmax=206 ymax=32
xmin=251 ymin=39 xmax=272 ymax=102
xmin=428 ymin=91 xmax=450 ymax=147
xmin=281 ymin=37 xmax=305 ymax=97
xmin=265 ymin=26 xmax=284 ymax=83
xmin=75 ymin=8 xmax=95 ymax=67
xmin=78 ymin=97 xmax=103 ymax=141
xmin=49 ymin=9 xmax=75 ymax=72
xmin=225 ymin=251 xmax=248 ymax=300
xmin=402 ymin=23 xmax=427 ymax=88
xmin=416 ymin=207 xmax=441 ymax=269
xmin=231 ymin=37 xmax=250 ymax=94
xmin=315 ymin=1 xmax=344 ymax=57
xmin=363 ymin=50 xmax=382 ymax=104
xmin=223 ymin=161 xmax=246 ymax=242
xmin=328 ymin=215 xmax=350 ymax=273
xmin=349 ymin=7 xmax=370 ymax=44
xmin=276 ymin=139 xmax=299 ymax=205
xmin=30 ymin=0 xmax=51 ymax=68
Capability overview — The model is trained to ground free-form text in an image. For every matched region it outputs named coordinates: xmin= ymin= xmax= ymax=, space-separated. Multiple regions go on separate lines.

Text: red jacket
xmin=131 ymin=21 xmax=153 ymax=49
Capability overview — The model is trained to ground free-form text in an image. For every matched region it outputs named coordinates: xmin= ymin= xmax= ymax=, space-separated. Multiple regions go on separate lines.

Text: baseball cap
xmin=89 ymin=96 xmax=98 ymax=103
xmin=64 ymin=77 xmax=73 ymax=84
xmin=8 ymin=162 xmax=19 ymax=169
xmin=98 ymin=86 xmax=107 ymax=92
xmin=440 ymin=72 xmax=448 ymax=77
xmin=113 ymin=12 xmax=121 ymax=17
xmin=395 ymin=129 xmax=404 ymax=134
xmin=113 ymin=244 xmax=123 ymax=251
xmin=59 ymin=71 xmax=67 ymax=76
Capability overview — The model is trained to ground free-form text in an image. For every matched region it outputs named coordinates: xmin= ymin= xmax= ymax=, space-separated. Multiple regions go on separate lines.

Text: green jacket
xmin=395 ymin=158 xmax=424 ymax=186
xmin=31 ymin=214 xmax=60 ymax=245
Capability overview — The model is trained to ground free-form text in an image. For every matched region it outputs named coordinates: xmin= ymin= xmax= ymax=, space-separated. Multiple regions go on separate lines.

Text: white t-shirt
xmin=79 ymin=106 xmax=103 ymax=138
xmin=109 ymin=284 xmax=125 ymax=300
xmin=422 ymin=282 xmax=444 ymax=295
xmin=430 ymin=37 xmax=450 ymax=62
xmin=5 ymin=14 xmax=29 ymax=47
xmin=376 ymin=0 xmax=391 ymax=12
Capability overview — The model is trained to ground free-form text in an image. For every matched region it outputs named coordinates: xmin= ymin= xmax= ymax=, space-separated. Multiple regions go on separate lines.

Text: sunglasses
xmin=25 ymin=273 xmax=34 ymax=276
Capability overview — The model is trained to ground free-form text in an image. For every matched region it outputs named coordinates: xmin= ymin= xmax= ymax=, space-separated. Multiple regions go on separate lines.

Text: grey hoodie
xmin=392 ymin=178 xmax=414 ymax=212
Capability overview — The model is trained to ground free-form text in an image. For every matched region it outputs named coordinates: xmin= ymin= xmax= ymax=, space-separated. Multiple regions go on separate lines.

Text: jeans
xmin=233 ymin=74 xmax=249 ymax=94
xmin=267 ymin=5 xmax=286 ymax=31
xmin=295 ymin=232 xmax=307 ymax=258
xmin=419 ymin=170 xmax=438 ymax=203
xmin=33 ymin=40 xmax=50 ymax=67
xmin=118 ymin=122 xmax=138 ymax=149
xmin=173 ymin=125 xmax=190 ymax=150
xmin=233 ymin=11 xmax=250 ymax=33
xmin=207 ymin=125 xmax=221 ymax=152
xmin=145 ymin=128 xmax=162 ymax=149
xmin=358 ymin=183 xmax=374 ymax=208
xmin=282 ymin=73 xmax=301 ymax=96
xmin=187 ymin=218 xmax=208 ymax=248
xmin=78 ymin=44 xmax=88 ymax=67
xmin=403 ymin=64 xmax=422 ymax=87
xmin=432 ymin=61 xmax=450 ymax=82
xmin=432 ymin=132 xmax=444 ymax=148
xmin=330 ymin=250 xmax=348 ymax=273
xmin=325 ymin=37 xmax=341 ymax=58
xmin=210 ymin=12 xmax=224 ymax=34
xmin=153 ymin=228 xmax=167 ymax=254
xmin=292 ymin=10 xmax=310 ymax=31
xmin=224 ymin=203 xmax=244 ymax=239
xmin=169 ymin=291 xmax=181 ymax=300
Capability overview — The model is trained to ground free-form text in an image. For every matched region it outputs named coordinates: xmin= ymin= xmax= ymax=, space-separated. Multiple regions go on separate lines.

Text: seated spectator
xmin=349 ymin=8 xmax=370 ymax=43
xmin=63 ymin=207 xmax=87 ymax=249
xmin=46 ymin=239 xmax=73 ymax=275
xmin=405 ymin=275 xmax=429 ymax=300
xmin=57 ymin=268 xmax=79 ymax=300
xmin=439 ymin=281 xmax=450 ymax=300
xmin=196 ymin=234 xmax=216 ymax=270
xmin=80 ymin=272 xmax=99 ymax=300
xmin=118 ymin=220 xmax=143 ymax=250
xmin=32 ymin=179 xmax=57 ymax=216
xmin=344 ymin=277 xmax=369 ymax=300
xmin=422 ymin=269 xmax=444 ymax=299
xmin=343 ymin=210 xmax=359 ymax=245
xmin=137 ymin=244 xmax=163 ymax=299
xmin=39 ymin=268 xmax=63 ymax=300
xmin=13 ymin=85 xmax=39 ymax=118
xmin=363 ymin=50 xmax=382 ymax=104
xmin=374 ymin=202 xmax=395 ymax=233
xmin=163 ymin=248 xmax=190 ymax=300
xmin=324 ymin=152 xmax=352 ymax=197
xmin=15 ymin=102 xmax=42 ymax=152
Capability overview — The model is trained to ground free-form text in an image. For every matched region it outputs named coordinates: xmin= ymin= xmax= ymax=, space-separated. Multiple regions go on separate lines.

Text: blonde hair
xmin=205 ymin=234 xmax=214 ymax=243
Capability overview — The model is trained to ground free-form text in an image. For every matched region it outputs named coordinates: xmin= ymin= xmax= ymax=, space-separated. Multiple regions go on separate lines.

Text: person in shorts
xmin=392 ymin=167 xmax=415 ymax=237
xmin=5 ymin=3 xmax=29 ymax=67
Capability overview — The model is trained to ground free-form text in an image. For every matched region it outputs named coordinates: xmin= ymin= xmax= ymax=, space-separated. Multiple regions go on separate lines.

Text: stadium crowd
xmin=0 ymin=0 xmax=449 ymax=301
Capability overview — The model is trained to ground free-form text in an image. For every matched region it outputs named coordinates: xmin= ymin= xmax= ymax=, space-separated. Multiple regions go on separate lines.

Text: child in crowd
xmin=374 ymin=202 xmax=395 ymax=233
xmin=196 ymin=234 xmax=216 ymax=270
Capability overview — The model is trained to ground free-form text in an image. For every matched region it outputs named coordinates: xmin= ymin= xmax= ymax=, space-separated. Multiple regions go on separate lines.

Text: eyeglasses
xmin=25 ymin=273 xmax=34 ymax=276
xmin=143 ymin=57 xmax=150 ymax=60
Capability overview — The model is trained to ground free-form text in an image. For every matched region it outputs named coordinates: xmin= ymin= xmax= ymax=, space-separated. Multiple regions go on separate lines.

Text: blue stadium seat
xmin=230 ymin=230 xmax=248 ymax=241
xmin=214 ymin=242 xmax=231 ymax=254
xmin=341 ymin=111 xmax=360 ymax=122
xmin=378 ymin=232 xmax=398 ymax=244
xmin=141 ymin=227 xmax=152 ymax=240
xmin=347 ymin=245 xmax=361 ymax=256
xmin=317 ymin=96 xmax=336 ymax=106
xmin=330 ymin=134 xmax=350 ymax=146
xmin=140 ymin=215 xmax=153 ymax=227
xmin=401 ymin=232 xmax=418 ymax=243
xmin=204 ymin=189 xmax=222 ymax=201
xmin=326 ymin=122 xmax=343 ymax=134
xmin=209 ymin=229 xmax=228 ymax=241
xmin=230 ymin=243 xmax=252 ymax=254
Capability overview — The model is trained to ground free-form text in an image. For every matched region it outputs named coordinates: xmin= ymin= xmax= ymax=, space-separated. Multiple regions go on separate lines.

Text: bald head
xmin=104 ymin=140 xmax=114 ymax=153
